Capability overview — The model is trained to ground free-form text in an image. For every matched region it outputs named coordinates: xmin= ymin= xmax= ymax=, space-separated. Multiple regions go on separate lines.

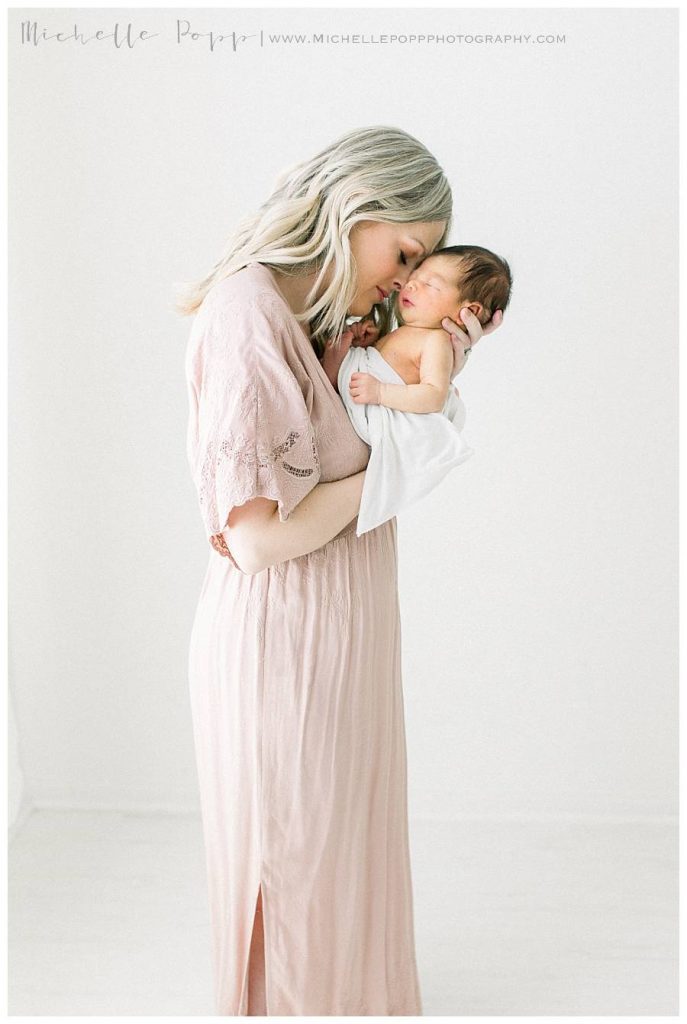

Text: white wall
xmin=8 ymin=688 xmax=31 ymax=838
xmin=8 ymin=7 xmax=677 ymax=824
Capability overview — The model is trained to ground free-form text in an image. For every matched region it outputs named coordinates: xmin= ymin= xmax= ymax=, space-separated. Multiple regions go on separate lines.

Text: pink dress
xmin=185 ymin=262 xmax=423 ymax=1016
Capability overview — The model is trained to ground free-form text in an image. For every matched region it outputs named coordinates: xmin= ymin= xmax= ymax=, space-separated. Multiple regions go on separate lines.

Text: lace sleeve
xmin=186 ymin=294 xmax=321 ymax=563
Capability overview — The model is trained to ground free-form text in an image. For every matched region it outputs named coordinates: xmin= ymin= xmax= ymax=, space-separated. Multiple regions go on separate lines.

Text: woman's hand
xmin=442 ymin=307 xmax=504 ymax=379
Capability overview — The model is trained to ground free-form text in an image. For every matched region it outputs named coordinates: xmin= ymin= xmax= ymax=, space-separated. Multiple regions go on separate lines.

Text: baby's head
xmin=397 ymin=245 xmax=512 ymax=332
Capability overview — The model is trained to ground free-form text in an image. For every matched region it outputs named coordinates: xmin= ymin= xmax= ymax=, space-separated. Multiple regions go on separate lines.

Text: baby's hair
xmin=432 ymin=244 xmax=513 ymax=324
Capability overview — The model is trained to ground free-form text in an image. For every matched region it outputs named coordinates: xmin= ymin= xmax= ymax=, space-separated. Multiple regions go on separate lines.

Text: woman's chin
xmin=348 ymin=296 xmax=376 ymax=317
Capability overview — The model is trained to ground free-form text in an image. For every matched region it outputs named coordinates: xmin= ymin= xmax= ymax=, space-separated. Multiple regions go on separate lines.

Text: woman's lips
xmin=377 ymin=287 xmax=388 ymax=301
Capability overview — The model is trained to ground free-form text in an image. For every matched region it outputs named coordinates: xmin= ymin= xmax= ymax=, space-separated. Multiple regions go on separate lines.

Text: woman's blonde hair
xmin=173 ymin=125 xmax=453 ymax=356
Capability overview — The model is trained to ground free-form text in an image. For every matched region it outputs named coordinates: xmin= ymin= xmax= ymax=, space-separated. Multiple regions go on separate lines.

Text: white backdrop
xmin=8 ymin=7 xmax=677 ymax=829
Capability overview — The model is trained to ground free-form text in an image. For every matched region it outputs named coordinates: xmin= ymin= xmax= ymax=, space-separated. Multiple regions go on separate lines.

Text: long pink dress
xmin=185 ymin=262 xmax=423 ymax=1016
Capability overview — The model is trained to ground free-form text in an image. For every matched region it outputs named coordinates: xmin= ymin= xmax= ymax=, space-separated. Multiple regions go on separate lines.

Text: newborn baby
xmin=323 ymin=244 xmax=512 ymax=536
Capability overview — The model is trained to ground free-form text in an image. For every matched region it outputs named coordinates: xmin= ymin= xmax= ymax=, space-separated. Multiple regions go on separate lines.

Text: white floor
xmin=8 ymin=811 xmax=677 ymax=1016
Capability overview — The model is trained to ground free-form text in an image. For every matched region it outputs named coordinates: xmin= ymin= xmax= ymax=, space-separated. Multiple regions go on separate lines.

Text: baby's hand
xmin=349 ymin=371 xmax=382 ymax=405
xmin=348 ymin=317 xmax=380 ymax=348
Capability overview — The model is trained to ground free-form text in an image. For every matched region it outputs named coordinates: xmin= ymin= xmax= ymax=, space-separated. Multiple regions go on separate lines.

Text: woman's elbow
xmin=224 ymin=497 xmax=278 ymax=575
xmin=234 ymin=549 xmax=264 ymax=575
xmin=222 ymin=527 xmax=265 ymax=576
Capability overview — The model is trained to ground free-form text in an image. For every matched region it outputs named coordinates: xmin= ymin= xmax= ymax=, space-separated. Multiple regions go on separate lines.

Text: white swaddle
xmin=338 ymin=345 xmax=475 ymax=537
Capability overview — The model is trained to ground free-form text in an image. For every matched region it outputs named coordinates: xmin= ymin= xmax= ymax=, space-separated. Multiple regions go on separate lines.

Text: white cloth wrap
xmin=338 ymin=345 xmax=475 ymax=537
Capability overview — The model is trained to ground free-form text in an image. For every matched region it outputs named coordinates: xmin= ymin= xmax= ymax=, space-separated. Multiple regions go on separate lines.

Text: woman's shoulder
xmin=190 ymin=264 xmax=293 ymax=364
xmin=202 ymin=263 xmax=283 ymax=321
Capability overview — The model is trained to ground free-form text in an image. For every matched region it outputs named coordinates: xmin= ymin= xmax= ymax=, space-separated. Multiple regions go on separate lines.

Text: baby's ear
xmin=458 ymin=302 xmax=489 ymax=326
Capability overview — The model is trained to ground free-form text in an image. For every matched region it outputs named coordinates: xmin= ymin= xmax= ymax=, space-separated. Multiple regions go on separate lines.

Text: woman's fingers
xmin=441 ymin=314 xmax=468 ymax=343
xmin=481 ymin=308 xmax=504 ymax=336
xmin=458 ymin=307 xmax=486 ymax=348
xmin=441 ymin=316 xmax=471 ymax=377
xmin=441 ymin=318 xmax=459 ymax=343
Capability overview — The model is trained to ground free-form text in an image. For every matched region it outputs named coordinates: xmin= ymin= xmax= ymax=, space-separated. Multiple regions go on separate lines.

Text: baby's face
xmin=396 ymin=256 xmax=467 ymax=330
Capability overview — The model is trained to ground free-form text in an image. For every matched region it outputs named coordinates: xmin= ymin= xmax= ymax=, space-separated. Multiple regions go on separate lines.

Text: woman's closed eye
xmin=400 ymin=250 xmax=425 ymax=267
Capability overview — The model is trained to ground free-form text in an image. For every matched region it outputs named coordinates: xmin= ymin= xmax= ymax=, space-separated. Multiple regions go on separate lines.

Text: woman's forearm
xmin=379 ymin=381 xmax=446 ymax=413
xmin=252 ymin=470 xmax=366 ymax=573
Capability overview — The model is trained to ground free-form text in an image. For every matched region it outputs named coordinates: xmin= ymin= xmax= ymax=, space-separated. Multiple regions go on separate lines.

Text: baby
xmin=322 ymin=244 xmax=512 ymax=407
xmin=323 ymin=245 xmax=513 ymax=536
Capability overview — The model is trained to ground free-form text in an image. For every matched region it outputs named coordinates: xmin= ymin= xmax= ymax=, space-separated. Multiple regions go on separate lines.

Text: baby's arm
xmin=320 ymin=319 xmax=380 ymax=392
xmin=320 ymin=336 xmax=351 ymax=393
xmin=378 ymin=330 xmax=452 ymax=413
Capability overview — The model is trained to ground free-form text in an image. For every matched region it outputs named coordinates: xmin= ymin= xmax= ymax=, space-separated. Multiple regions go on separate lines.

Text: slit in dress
xmin=243 ymin=882 xmax=268 ymax=1015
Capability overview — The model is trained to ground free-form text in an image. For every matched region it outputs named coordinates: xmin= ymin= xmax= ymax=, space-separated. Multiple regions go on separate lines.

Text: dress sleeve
xmin=185 ymin=292 xmax=321 ymax=565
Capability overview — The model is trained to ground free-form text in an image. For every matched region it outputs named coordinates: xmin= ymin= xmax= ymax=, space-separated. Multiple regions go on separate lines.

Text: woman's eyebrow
xmin=409 ymin=238 xmax=428 ymax=256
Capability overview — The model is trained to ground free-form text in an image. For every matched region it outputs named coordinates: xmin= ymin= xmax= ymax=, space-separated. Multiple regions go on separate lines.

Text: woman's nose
xmin=392 ymin=270 xmax=412 ymax=291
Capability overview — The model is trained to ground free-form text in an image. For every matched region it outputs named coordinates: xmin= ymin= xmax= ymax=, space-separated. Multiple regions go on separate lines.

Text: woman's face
xmin=347 ymin=219 xmax=447 ymax=317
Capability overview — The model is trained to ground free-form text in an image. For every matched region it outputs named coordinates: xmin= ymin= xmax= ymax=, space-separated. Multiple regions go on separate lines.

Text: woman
xmin=178 ymin=125 xmax=503 ymax=1016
